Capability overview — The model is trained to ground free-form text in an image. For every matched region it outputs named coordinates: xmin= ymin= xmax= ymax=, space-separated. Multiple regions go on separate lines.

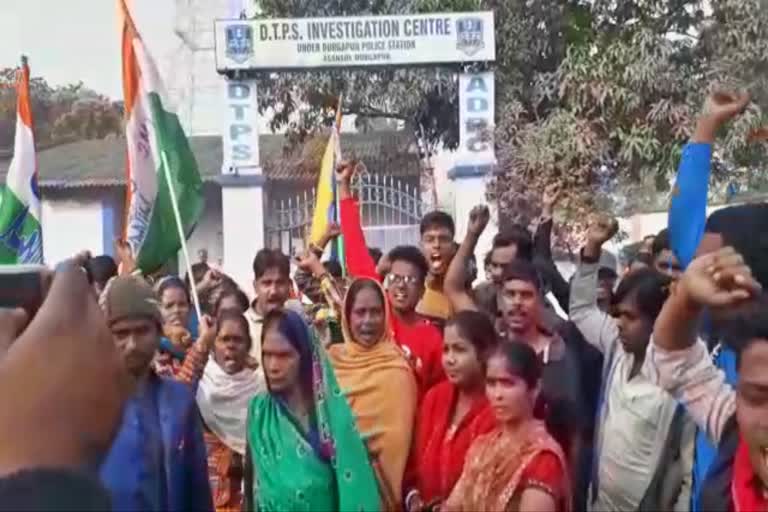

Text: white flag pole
xmin=160 ymin=150 xmax=203 ymax=321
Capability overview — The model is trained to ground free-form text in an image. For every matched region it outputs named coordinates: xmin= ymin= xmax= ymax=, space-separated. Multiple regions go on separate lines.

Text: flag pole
xmin=333 ymin=94 xmax=345 ymax=277
xmin=160 ymin=150 xmax=203 ymax=321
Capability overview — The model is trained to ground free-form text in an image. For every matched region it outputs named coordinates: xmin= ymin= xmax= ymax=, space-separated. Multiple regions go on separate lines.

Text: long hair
xmin=446 ymin=310 xmax=498 ymax=363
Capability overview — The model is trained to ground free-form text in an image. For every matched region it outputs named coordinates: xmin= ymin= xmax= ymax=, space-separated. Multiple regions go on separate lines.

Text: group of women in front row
xmin=160 ymin=274 xmax=568 ymax=512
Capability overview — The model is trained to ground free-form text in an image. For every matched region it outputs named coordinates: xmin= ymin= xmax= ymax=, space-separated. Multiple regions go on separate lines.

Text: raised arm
xmin=175 ymin=315 xmax=215 ymax=386
xmin=669 ymin=91 xmax=750 ymax=268
xmin=533 ymin=184 xmax=570 ymax=312
xmin=444 ymin=205 xmax=489 ymax=313
xmin=569 ymin=214 xmax=619 ymax=355
xmin=644 ymin=247 xmax=761 ymax=444
xmin=337 ymin=160 xmax=380 ymax=281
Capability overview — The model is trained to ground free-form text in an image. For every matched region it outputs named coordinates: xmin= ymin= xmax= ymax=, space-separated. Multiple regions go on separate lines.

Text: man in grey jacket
xmin=570 ymin=215 xmax=694 ymax=511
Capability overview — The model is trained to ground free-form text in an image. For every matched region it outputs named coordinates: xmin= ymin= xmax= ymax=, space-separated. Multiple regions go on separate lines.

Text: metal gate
xmin=266 ymin=174 xmax=433 ymax=257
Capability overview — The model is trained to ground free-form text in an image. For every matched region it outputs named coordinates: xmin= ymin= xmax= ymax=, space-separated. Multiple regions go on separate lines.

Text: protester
xmin=98 ymin=275 xmax=213 ymax=511
xmin=88 ymin=254 xmax=118 ymax=297
xmin=245 ymin=249 xmax=291 ymax=366
xmin=570 ymin=214 xmax=693 ymax=511
xmin=595 ymin=267 xmax=618 ymax=313
xmin=405 ymin=310 xmax=497 ymax=512
xmin=416 ymin=210 xmax=457 ymax=322
xmin=666 ymin=89 xmax=759 ymax=510
xmin=0 ymin=255 xmax=133 ymax=509
xmin=338 ymin=161 xmax=445 ymax=391
xmin=650 ymin=229 xmax=683 ymax=280
xmin=444 ymin=343 xmax=570 ymax=512
xmin=193 ymin=309 xmax=265 ymax=512
xmin=643 ymin=246 xmax=764 ymax=510
xmin=245 ymin=309 xmax=380 ymax=511
xmin=213 ymin=287 xmax=250 ymax=316
xmin=327 ymin=278 xmax=418 ymax=509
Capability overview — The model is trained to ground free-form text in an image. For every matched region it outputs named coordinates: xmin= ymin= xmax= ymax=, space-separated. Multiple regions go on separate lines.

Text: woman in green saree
xmin=244 ymin=308 xmax=381 ymax=511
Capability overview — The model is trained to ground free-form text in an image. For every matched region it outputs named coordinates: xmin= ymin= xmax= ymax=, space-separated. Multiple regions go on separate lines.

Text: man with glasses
xmin=338 ymin=162 xmax=445 ymax=392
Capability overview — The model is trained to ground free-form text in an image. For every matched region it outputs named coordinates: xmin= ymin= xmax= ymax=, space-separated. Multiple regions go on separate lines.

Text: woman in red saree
xmin=405 ymin=310 xmax=497 ymax=512
xmin=444 ymin=343 xmax=570 ymax=512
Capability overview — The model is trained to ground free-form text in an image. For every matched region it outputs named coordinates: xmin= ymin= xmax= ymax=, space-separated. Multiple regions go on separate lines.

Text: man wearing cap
xmin=99 ymin=276 xmax=213 ymax=512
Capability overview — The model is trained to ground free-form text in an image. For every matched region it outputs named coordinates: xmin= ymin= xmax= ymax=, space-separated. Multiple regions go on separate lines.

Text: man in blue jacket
xmin=667 ymin=89 xmax=768 ymax=510
xmin=99 ymin=275 xmax=213 ymax=512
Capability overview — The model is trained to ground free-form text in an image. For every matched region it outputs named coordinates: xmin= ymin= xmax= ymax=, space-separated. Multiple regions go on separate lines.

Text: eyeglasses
xmin=385 ymin=273 xmax=420 ymax=287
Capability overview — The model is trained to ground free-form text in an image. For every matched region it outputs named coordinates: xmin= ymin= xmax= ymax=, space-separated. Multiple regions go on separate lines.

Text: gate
xmin=266 ymin=174 xmax=434 ymax=257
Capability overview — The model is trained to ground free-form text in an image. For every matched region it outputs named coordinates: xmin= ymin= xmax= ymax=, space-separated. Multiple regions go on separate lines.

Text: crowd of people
xmin=0 ymin=89 xmax=767 ymax=512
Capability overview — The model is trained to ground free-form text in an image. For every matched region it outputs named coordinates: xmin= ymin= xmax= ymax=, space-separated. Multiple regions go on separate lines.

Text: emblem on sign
xmin=225 ymin=24 xmax=254 ymax=64
xmin=456 ymin=18 xmax=484 ymax=57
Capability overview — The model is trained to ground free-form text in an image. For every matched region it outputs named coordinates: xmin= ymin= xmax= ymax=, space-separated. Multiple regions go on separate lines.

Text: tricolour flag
xmin=309 ymin=101 xmax=345 ymax=269
xmin=119 ymin=0 xmax=203 ymax=273
xmin=0 ymin=56 xmax=42 ymax=264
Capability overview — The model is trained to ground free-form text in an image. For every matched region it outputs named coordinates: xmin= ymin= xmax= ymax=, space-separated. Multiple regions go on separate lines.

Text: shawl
xmin=247 ymin=311 xmax=380 ymax=512
xmin=196 ymin=357 xmax=265 ymax=455
xmin=328 ymin=278 xmax=418 ymax=509
xmin=732 ymin=437 xmax=768 ymax=512
xmin=414 ymin=381 xmax=496 ymax=504
xmin=444 ymin=420 xmax=570 ymax=512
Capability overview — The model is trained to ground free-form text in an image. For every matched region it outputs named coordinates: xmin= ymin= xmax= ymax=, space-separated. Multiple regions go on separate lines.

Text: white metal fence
xmin=266 ymin=174 xmax=433 ymax=257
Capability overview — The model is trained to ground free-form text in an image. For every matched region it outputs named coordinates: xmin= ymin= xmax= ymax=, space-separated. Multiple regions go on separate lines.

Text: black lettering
xmin=467 ymin=135 xmax=489 ymax=152
xmin=232 ymin=144 xmax=251 ymax=161
xmin=403 ymin=19 xmax=412 ymax=37
xmin=259 ymin=25 xmax=269 ymax=41
xmin=467 ymin=98 xmax=488 ymax=112
xmin=229 ymin=104 xmax=249 ymax=120
xmin=228 ymin=83 xmax=251 ymax=100
xmin=443 ymin=18 xmax=451 ymax=35
xmin=271 ymin=23 xmax=281 ymax=40
xmin=292 ymin=23 xmax=300 ymax=39
xmin=466 ymin=119 xmax=488 ymax=133
xmin=466 ymin=76 xmax=488 ymax=93
xmin=230 ymin=124 xmax=252 ymax=140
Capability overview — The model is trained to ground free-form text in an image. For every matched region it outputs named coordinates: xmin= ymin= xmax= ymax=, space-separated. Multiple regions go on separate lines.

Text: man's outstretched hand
xmin=0 ymin=255 xmax=133 ymax=476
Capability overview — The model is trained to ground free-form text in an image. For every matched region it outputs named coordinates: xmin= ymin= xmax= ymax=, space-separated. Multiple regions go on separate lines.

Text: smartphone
xmin=0 ymin=264 xmax=47 ymax=315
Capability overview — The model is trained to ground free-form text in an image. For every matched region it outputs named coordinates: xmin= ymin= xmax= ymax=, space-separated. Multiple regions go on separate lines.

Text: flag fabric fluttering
xmin=119 ymin=0 xmax=204 ymax=274
xmin=0 ymin=56 xmax=42 ymax=264
xmin=309 ymin=100 xmax=345 ymax=271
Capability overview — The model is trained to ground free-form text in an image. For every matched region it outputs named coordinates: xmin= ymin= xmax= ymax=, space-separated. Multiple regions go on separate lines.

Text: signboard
xmin=221 ymin=80 xmax=261 ymax=173
xmin=458 ymin=71 xmax=495 ymax=164
xmin=214 ymin=11 xmax=495 ymax=71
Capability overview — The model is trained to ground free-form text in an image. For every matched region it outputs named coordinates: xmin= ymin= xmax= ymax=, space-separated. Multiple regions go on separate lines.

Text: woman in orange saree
xmin=327 ymin=277 xmax=418 ymax=511
xmin=444 ymin=343 xmax=570 ymax=512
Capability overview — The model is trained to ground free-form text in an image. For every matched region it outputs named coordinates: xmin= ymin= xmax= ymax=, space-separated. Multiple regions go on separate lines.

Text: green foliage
xmin=0 ymin=70 xmax=122 ymax=151
xmin=252 ymin=0 xmax=768 ymax=235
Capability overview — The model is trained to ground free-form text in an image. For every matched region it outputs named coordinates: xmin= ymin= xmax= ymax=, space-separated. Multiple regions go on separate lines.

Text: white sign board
xmin=458 ymin=71 xmax=495 ymax=163
xmin=214 ymin=12 xmax=495 ymax=71
xmin=221 ymin=80 xmax=261 ymax=173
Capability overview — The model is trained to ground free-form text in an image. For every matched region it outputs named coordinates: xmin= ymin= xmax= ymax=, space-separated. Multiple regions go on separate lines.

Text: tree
xmin=0 ymin=68 xmax=122 ymax=151
xmin=251 ymin=0 xmax=768 ymax=239
xmin=491 ymin=0 xmax=768 ymax=243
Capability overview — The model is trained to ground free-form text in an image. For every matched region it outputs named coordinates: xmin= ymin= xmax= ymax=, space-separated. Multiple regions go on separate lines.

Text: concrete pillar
xmin=219 ymin=174 xmax=265 ymax=294
xmin=448 ymin=165 xmax=496 ymax=277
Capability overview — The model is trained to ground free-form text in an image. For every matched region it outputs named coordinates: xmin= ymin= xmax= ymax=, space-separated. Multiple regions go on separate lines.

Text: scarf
xmin=196 ymin=358 xmax=264 ymax=455
xmin=445 ymin=420 xmax=570 ymax=512
xmin=247 ymin=310 xmax=380 ymax=511
xmin=732 ymin=437 xmax=768 ymax=512
xmin=328 ymin=278 xmax=418 ymax=509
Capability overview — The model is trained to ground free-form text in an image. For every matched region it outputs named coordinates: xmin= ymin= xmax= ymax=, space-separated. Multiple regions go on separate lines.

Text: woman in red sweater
xmin=405 ymin=310 xmax=498 ymax=512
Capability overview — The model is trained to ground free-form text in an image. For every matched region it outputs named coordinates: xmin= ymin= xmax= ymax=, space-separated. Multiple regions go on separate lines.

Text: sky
xmin=0 ymin=0 xmax=178 ymax=99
